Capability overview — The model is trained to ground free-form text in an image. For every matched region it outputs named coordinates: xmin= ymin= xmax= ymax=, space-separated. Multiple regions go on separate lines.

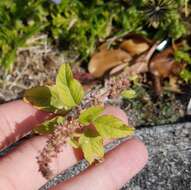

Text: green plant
xmin=0 ymin=0 xmax=190 ymax=70
xmin=180 ymin=69 xmax=191 ymax=83
xmin=24 ymin=63 xmax=134 ymax=178
xmin=142 ymin=0 xmax=188 ymax=39
xmin=174 ymin=45 xmax=191 ymax=83
xmin=174 ymin=49 xmax=191 ymax=64
xmin=0 ymin=0 xmax=47 ymax=69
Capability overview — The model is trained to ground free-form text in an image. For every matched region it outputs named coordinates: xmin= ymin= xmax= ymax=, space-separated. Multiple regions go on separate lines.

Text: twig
xmin=0 ymin=79 xmax=28 ymax=90
xmin=8 ymin=57 xmax=30 ymax=90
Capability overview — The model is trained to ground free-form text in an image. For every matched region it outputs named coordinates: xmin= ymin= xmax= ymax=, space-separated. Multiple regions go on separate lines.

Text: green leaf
xmin=121 ymin=89 xmax=137 ymax=100
xmin=180 ymin=69 xmax=191 ymax=83
xmin=56 ymin=64 xmax=73 ymax=86
xmin=174 ymin=50 xmax=191 ymax=64
xmin=24 ymin=86 xmax=56 ymax=112
xmin=68 ymin=137 xmax=80 ymax=148
xmin=69 ymin=79 xmax=84 ymax=104
xmin=79 ymin=129 xmax=104 ymax=164
xmin=55 ymin=64 xmax=84 ymax=108
xmin=33 ymin=116 xmax=65 ymax=135
xmin=24 ymin=64 xmax=84 ymax=112
xmin=24 ymin=85 xmax=69 ymax=113
xmin=56 ymin=84 xmax=77 ymax=108
xmin=49 ymin=85 xmax=66 ymax=110
xmin=79 ymin=106 xmax=104 ymax=125
xmin=93 ymin=115 xmax=134 ymax=139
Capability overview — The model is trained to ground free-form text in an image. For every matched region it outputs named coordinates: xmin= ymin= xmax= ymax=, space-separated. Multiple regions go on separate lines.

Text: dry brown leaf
xmin=109 ymin=63 xmax=128 ymax=75
xmin=88 ymin=48 xmax=132 ymax=78
xmin=149 ymin=48 xmax=184 ymax=78
xmin=163 ymin=76 xmax=182 ymax=93
xmin=127 ymin=43 xmax=158 ymax=75
xmin=120 ymin=38 xmax=150 ymax=56
xmin=149 ymin=47 xmax=185 ymax=95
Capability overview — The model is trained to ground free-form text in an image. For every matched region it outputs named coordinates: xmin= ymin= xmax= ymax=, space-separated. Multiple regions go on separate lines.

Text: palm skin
xmin=0 ymin=101 xmax=148 ymax=190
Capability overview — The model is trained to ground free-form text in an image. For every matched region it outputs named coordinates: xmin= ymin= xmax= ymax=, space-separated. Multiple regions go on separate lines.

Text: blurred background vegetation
xmin=0 ymin=0 xmax=190 ymax=69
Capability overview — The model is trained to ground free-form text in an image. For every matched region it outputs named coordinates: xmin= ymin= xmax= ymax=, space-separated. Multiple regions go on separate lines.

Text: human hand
xmin=0 ymin=100 xmax=148 ymax=190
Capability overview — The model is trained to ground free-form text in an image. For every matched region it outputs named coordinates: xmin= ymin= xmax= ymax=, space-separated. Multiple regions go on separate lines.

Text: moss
xmin=122 ymin=85 xmax=186 ymax=126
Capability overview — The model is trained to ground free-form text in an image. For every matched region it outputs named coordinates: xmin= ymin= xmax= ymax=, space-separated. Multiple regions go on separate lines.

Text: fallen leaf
xmin=149 ymin=47 xmax=184 ymax=95
xmin=109 ymin=63 xmax=128 ymax=75
xmin=127 ymin=43 xmax=158 ymax=75
xmin=120 ymin=38 xmax=150 ymax=56
xmin=88 ymin=48 xmax=132 ymax=78
xmin=149 ymin=48 xmax=174 ymax=78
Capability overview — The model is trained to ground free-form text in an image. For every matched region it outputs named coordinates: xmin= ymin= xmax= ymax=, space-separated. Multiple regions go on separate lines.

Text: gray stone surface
xmin=123 ymin=123 xmax=191 ymax=190
xmin=40 ymin=123 xmax=191 ymax=190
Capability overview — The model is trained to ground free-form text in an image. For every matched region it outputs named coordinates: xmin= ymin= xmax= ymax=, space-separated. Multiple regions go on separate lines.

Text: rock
xmin=187 ymin=98 xmax=191 ymax=115
xmin=122 ymin=123 xmax=191 ymax=190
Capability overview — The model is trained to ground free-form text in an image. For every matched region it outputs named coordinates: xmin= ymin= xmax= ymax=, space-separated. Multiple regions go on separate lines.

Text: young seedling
xmin=24 ymin=63 xmax=134 ymax=179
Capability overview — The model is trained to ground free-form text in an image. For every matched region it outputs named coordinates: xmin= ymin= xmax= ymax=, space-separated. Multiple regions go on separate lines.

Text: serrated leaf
xmin=56 ymin=84 xmax=77 ymax=108
xmin=69 ymin=79 xmax=84 ymax=104
xmin=93 ymin=115 xmax=134 ymax=139
xmin=24 ymin=85 xmax=69 ymax=113
xmin=79 ymin=106 xmax=104 ymax=125
xmin=121 ymin=89 xmax=136 ymax=100
xmin=56 ymin=63 xmax=73 ymax=86
xmin=68 ymin=137 xmax=80 ymax=148
xmin=49 ymin=85 xmax=66 ymax=110
xmin=24 ymin=86 xmax=56 ymax=112
xmin=79 ymin=129 xmax=104 ymax=164
xmin=24 ymin=64 xmax=84 ymax=112
xmin=55 ymin=64 xmax=84 ymax=107
xmin=33 ymin=116 xmax=65 ymax=134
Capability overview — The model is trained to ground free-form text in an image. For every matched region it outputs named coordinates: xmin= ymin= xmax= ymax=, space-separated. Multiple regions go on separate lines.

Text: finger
xmin=52 ymin=138 xmax=148 ymax=190
xmin=0 ymin=136 xmax=79 ymax=190
xmin=0 ymin=100 xmax=50 ymax=151
xmin=103 ymin=105 xmax=128 ymax=124
xmin=0 ymin=102 xmax=128 ymax=151
xmin=0 ymin=106 xmax=130 ymax=190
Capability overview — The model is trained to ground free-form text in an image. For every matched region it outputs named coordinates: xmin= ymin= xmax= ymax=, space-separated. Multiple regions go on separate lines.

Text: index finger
xmin=0 ymin=100 xmax=49 ymax=151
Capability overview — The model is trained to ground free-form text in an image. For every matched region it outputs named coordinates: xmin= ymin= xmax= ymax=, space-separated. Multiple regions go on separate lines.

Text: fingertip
xmin=124 ymin=137 xmax=148 ymax=168
xmin=103 ymin=106 xmax=128 ymax=124
xmin=105 ymin=137 xmax=148 ymax=179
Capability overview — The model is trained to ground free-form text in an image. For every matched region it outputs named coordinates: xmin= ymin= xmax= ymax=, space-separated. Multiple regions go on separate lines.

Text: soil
xmin=122 ymin=86 xmax=188 ymax=127
xmin=0 ymin=35 xmax=79 ymax=103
